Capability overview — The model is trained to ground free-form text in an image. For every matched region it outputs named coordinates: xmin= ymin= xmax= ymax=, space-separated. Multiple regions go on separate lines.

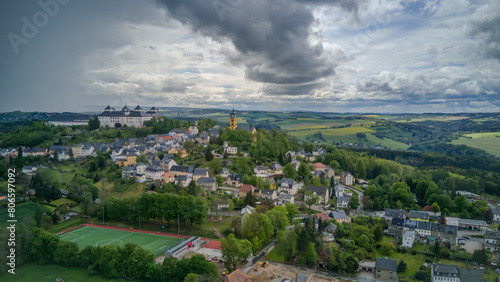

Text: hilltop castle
xmin=98 ymin=105 xmax=160 ymax=128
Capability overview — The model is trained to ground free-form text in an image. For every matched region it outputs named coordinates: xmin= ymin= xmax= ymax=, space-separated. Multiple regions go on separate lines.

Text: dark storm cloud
xmin=261 ymin=82 xmax=325 ymax=96
xmin=465 ymin=2 xmax=500 ymax=60
xmin=155 ymin=0 xmax=357 ymax=86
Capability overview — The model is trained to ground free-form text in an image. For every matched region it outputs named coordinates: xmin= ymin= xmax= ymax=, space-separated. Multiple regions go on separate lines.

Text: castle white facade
xmin=98 ymin=105 xmax=160 ymax=128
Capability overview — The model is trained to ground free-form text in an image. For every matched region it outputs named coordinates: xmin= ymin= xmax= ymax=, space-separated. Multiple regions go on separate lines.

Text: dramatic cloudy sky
xmin=1 ymin=0 xmax=499 ymax=113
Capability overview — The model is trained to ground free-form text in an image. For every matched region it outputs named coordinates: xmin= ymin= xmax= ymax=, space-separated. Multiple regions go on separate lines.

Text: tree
xmin=89 ymin=117 xmax=101 ymax=130
xmin=244 ymin=191 xmax=256 ymax=206
xmin=116 ymin=130 xmax=122 ymax=138
xmin=54 ymin=240 xmax=80 ymax=267
xmin=303 ymin=242 xmax=318 ymax=267
xmin=432 ymin=202 xmax=441 ymax=213
xmin=484 ymin=209 xmax=494 ymax=223
xmin=432 ymin=241 xmax=441 ymax=256
xmin=221 ymin=234 xmax=253 ymax=271
xmin=397 ymin=260 xmax=407 ymax=272
xmin=31 ymin=228 xmax=61 ymax=264
xmin=350 ymin=192 xmax=360 ymax=210
xmin=275 ymin=229 xmax=298 ymax=262
xmin=304 ymin=190 xmax=319 ymax=209
xmin=89 ymin=161 xmax=98 ymax=173
xmin=283 ymin=163 xmax=296 ymax=179
xmin=380 ymin=242 xmax=393 ymax=255
xmin=374 ymin=225 xmax=383 ymax=242
xmin=472 ymin=248 xmax=488 ymax=265
xmin=205 ymin=146 xmax=214 ymax=161
xmin=285 ymin=202 xmax=300 ymax=223
xmin=415 ymin=271 xmax=426 ymax=281
xmin=298 ymin=163 xmax=311 ymax=180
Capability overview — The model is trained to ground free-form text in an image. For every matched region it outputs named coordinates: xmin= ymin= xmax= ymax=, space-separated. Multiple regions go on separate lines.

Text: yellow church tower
xmin=229 ymin=107 xmax=237 ymax=130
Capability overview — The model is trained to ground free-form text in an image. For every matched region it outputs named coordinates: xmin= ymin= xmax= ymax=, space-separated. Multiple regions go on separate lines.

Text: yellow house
xmin=117 ymin=153 xmax=137 ymax=167
xmin=168 ymin=147 xmax=178 ymax=154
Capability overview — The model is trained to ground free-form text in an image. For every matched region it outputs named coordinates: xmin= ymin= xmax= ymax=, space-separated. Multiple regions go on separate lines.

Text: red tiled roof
xmin=316 ymin=213 xmax=330 ymax=221
xmin=313 ymin=162 xmax=327 ymax=168
xmin=422 ymin=205 xmax=433 ymax=211
xmin=240 ymin=184 xmax=254 ymax=192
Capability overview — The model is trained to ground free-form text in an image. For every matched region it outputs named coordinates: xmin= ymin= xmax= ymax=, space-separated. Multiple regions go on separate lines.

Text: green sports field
xmin=59 ymin=226 xmax=184 ymax=256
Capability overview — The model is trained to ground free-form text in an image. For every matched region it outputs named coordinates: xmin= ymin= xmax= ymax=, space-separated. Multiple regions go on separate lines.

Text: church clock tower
xmin=229 ymin=107 xmax=237 ymax=130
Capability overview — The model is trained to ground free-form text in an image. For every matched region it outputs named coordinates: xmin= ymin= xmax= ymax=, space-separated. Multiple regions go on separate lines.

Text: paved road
xmin=241 ymin=240 xmax=278 ymax=274
xmin=343 ymin=185 xmax=365 ymax=215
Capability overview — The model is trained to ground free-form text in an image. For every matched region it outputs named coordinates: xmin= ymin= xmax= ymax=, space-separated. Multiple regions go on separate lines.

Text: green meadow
xmin=451 ymin=132 xmax=500 ymax=157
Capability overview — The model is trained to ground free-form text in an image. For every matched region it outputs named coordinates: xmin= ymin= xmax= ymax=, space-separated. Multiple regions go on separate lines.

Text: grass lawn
xmin=266 ymin=248 xmax=284 ymax=263
xmin=0 ymin=263 xmax=135 ymax=282
xmin=50 ymin=198 xmax=77 ymax=207
xmin=95 ymin=178 xmax=146 ymax=199
xmin=0 ymin=202 xmax=45 ymax=228
xmin=59 ymin=226 xmax=184 ymax=256
xmin=451 ymin=132 xmax=500 ymax=157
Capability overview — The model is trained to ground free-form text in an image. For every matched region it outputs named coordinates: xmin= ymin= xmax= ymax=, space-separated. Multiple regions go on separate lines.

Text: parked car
xmin=462 ymin=235 xmax=470 ymax=239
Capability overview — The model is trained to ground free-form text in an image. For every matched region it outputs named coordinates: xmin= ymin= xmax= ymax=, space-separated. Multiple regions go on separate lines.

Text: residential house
xmin=240 ymin=205 xmax=255 ymax=215
xmin=159 ymin=158 xmax=177 ymax=172
xmin=322 ymin=232 xmax=335 ymax=242
xmin=145 ymin=165 xmax=163 ymax=180
xmin=270 ymin=163 xmax=283 ymax=173
xmin=122 ymin=166 xmax=137 ymax=178
xmin=329 ymin=210 xmax=351 ymax=223
xmin=22 ymin=166 xmax=37 ymax=175
xmin=337 ymin=196 xmax=352 ymax=209
xmin=212 ymin=198 xmax=230 ymax=211
xmin=431 ymin=263 xmax=460 ymax=282
xmin=291 ymin=160 xmax=301 ymax=172
xmin=339 ymin=171 xmax=354 ymax=185
xmin=116 ymin=151 xmax=137 ymax=167
xmin=402 ymin=231 xmax=416 ymax=248
xmin=261 ymin=189 xmax=278 ymax=201
xmin=385 ymin=209 xmax=406 ymax=222
xmin=312 ymin=162 xmax=327 ymax=172
xmin=195 ymin=132 xmax=210 ymax=144
xmin=324 ymin=222 xmax=337 ymax=233
xmin=161 ymin=172 xmax=175 ymax=183
xmin=49 ymin=146 xmax=70 ymax=161
xmin=193 ymin=168 xmax=209 ymax=182
xmin=375 ymin=257 xmax=398 ymax=282
xmin=175 ymin=175 xmax=191 ymax=187
xmin=219 ymin=167 xmax=230 ymax=178
xmin=187 ymin=126 xmax=199 ymax=135
xmin=301 ymin=215 xmax=319 ymax=230
xmin=227 ymin=173 xmax=243 ymax=187
xmin=207 ymin=128 xmax=219 ymax=139
xmin=305 ymin=186 xmax=329 ymax=205
xmin=279 ymin=194 xmax=294 ymax=205
xmin=485 ymin=230 xmax=500 ymax=252
xmin=410 ymin=210 xmax=429 ymax=221
xmin=253 ymin=165 xmax=269 ymax=175
xmin=492 ymin=208 xmax=500 ymax=222
xmin=459 ymin=268 xmax=485 ymax=282
xmin=239 ymin=184 xmax=256 ymax=199
xmin=415 ymin=221 xmax=432 ymax=237
xmin=277 ymin=178 xmax=300 ymax=195
xmin=197 ymin=177 xmax=218 ymax=192
xmin=324 ymin=166 xmax=335 ymax=178
xmin=224 ymin=146 xmax=237 ymax=155
xmin=136 ymin=162 xmax=147 ymax=175
xmin=170 ymin=165 xmax=191 ymax=176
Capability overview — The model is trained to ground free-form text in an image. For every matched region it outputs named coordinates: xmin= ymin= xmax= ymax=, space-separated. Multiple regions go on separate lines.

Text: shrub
xmin=411 ymin=250 xmax=417 ymax=255
xmin=415 ymin=271 xmax=426 ymax=281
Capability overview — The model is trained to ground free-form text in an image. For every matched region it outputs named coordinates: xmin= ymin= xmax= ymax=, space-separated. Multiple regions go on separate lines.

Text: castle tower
xmin=229 ymin=107 xmax=237 ymax=130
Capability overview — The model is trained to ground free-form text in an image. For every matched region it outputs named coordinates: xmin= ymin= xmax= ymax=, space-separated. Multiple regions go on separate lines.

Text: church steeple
xmin=229 ymin=107 xmax=237 ymax=130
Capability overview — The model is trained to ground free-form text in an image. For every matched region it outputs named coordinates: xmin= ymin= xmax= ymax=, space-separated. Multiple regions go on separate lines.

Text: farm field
xmin=0 ymin=202 xmax=47 ymax=228
xmin=287 ymin=127 xmax=410 ymax=150
xmin=451 ymin=132 xmax=500 ymax=158
xmin=59 ymin=225 xmax=184 ymax=256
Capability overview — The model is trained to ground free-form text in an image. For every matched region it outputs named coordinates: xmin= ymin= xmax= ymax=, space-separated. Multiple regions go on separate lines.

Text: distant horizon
xmin=2 ymin=105 xmax=499 ymax=116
